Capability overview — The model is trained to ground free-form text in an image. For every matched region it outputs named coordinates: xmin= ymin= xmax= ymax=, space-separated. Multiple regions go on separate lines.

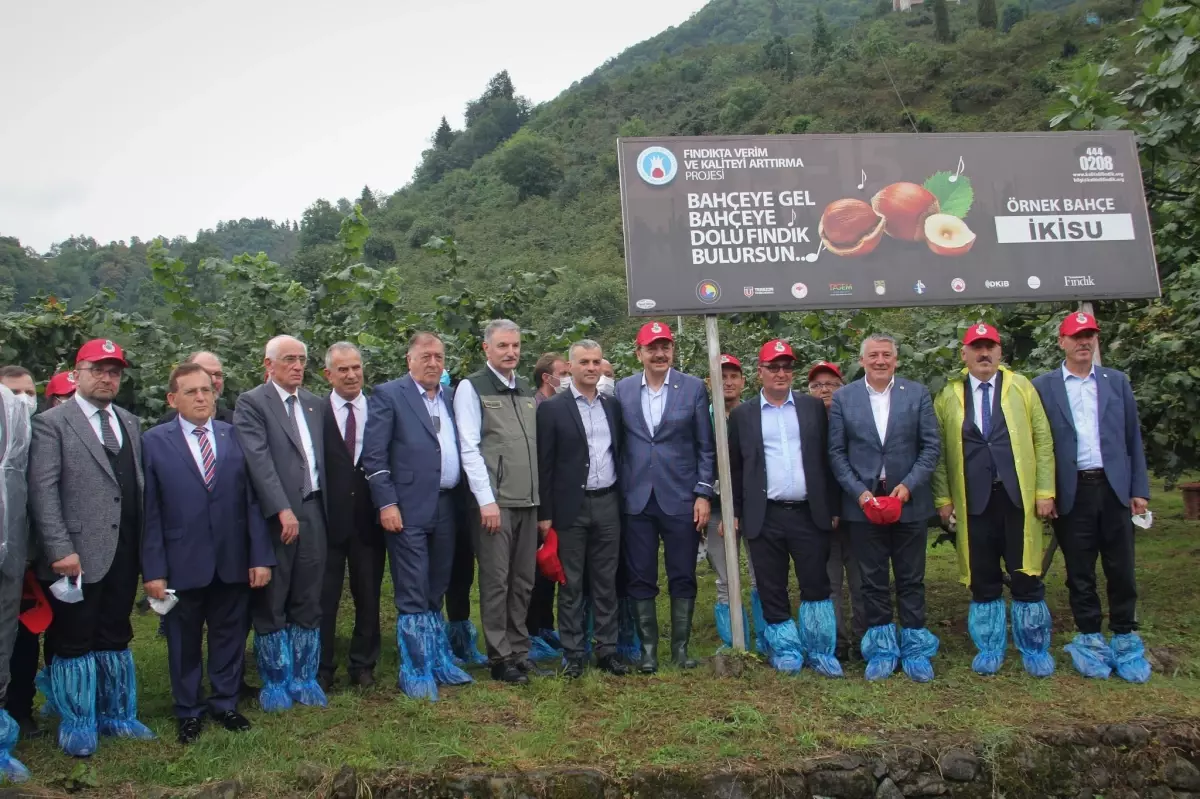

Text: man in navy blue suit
xmin=828 ymin=333 xmax=941 ymax=682
xmin=1033 ymin=311 xmax=1151 ymax=683
xmin=615 ymin=321 xmax=715 ymax=673
xmin=362 ymin=332 xmax=472 ymax=700
xmin=142 ymin=363 xmax=275 ymax=744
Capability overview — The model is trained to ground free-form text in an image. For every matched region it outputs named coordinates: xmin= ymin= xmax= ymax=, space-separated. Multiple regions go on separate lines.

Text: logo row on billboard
xmin=681 ymin=274 xmax=1094 ymax=305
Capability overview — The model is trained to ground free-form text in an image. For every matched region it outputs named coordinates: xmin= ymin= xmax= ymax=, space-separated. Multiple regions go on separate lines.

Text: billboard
xmin=617 ymin=132 xmax=1160 ymax=315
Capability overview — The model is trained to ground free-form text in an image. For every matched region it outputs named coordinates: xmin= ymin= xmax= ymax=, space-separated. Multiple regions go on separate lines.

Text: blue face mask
xmin=440 ymin=369 xmax=451 ymax=387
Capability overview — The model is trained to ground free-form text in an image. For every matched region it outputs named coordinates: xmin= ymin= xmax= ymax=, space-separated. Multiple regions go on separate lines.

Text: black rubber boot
xmin=671 ymin=598 xmax=699 ymax=669
xmin=632 ymin=599 xmax=659 ymax=674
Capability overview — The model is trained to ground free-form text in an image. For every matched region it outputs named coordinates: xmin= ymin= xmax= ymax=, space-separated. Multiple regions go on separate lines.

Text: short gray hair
xmin=484 ymin=319 xmax=520 ymax=344
xmin=859 ymin=333 xmax=898 ymax=359
xmin=569 ymin=339 xmax=602 ymax=361
xmin=185 ymin=351 xmax=221 ymax=367
xmin=265 ymin=335 xmax=307 ymax=361
xmin=324 ymin=341 xmax=360 ymax=369
xmin=406 ymin=332 xmax=443 ymax=356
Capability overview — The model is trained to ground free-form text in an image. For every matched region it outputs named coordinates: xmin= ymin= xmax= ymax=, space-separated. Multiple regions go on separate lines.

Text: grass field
xmin=12 ymin=481 xmax=1200 ymax=797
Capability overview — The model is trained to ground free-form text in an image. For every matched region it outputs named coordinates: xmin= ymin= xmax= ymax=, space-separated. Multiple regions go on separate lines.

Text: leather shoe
xmin=515 ymin=658 xmax=553 ymax=678
xmin=317 ymin=672 xmax=335 ymax=693
xmin=211 ymin=710 xmax=251 ymax=733
xmin=350 ymin=671 xmax=375 ymax=689
xmin=177 ymin=717 xmax=202 ymax=745
xmin=597 ymin=655 xmax=630 ymax=676
xmin=561 ymin=659 xmax=585 ymax=679
xmin=490 ymin=662 xmax=529 ymax=685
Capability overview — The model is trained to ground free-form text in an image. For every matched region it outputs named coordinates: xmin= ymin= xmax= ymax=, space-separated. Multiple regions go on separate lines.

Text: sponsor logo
xmin=635 ymin=298 xmax=656 ymax=310
xmin=696 ymin=280 xmax=721 ymax=304
xmin=1064 ymin=275 xmax=1096 ymax=287
xmin=951 ymin=278 xmax=966 ymax=293
xmin=913 ymin=280 xmax=926 ymax=295
xmin=790 ymin=282 xmax=808 ymax=299
xmin=874 ymin=280 xmax=886 ymax=296
xmin=829 ymin=282 xmax=853 ymax=296
xmin=742 ymin=286 xmax=776 ymax=298
xmin=985 ymin=279 xmax=1010 ymax=289
xmin=636 ymin=146 xmax=678 ymax=186
xmin=1027 ymin=276 xmax=1041 ymax=289
xmin=744 ymin=286 xmax=754 ymax=298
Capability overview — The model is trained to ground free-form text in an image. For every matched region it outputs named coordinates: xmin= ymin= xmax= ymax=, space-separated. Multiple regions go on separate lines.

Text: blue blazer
xmin=828 ymin=376 xmax=941 ymax=523
xmin=615 ymin=369 xmax=715 ymax=516
xmin=361 ymin=374 xmax=458 ymax=530
xmin=1032 ymin=365 xmax=1150 ymax=516
xmin=141 ymin=419 xmax=275 ymax=592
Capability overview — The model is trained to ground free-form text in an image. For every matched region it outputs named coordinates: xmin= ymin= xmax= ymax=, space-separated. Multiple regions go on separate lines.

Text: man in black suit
xmin=317 ymin=343 xmax=386 ymax=691
xmin=158 ymin=352 xmax=235 ymax=425
xmin=536 ymin=340 xmax=629 ymax=678
xmin=727 ymin=339 xmax=842 ymax=678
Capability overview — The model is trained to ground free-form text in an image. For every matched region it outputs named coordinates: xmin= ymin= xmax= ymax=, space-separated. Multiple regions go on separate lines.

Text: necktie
xmin=980 ymin=382 xmax=992 ymax=438
xmin=343 ymin=403 xmax=357 ymax=460
xmin=97 ymin=408 xmax=119 ymax=454
xmin=193 ymin=427 xmax=216 ymax=490
xmin=286 ymin=395 xmax=314 ymax=496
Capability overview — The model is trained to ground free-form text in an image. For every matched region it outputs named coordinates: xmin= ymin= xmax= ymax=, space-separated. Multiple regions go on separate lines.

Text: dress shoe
xmin=317 ymin=671 xmax=335 ymax=693
xmin=177 ymin=717 xmax=202 ymax=745
xmin=490 ymin=662 xmax=529 ymax=685
xmin=210 ymin=710 xmax=251 ymax=733
xmin=597 ymin=654 xmax=630 ymax=676
xmin=515 ymin=658 xmax=554 ymax=678
xmin=350 ymin=671 xmax=376 ymax=689
xmin=561 ymin=659 xmax=585 ymax=679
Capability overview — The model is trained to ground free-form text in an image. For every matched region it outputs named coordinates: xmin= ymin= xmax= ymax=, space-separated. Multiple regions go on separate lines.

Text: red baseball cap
xmin=536 ymin=528 xmax=567 ymax=585
xmin=807 ymin=361 xmax=843 ymax=382
xmin=758 ymin=339 xmax=795 ymax=363
xmin=44 ymin=371 xmax=77 ymax=398
xmin=1060 ymin=311 xmax=1100 ymax=336
xmin=719 ymin=353 xmax=742 ymax=371
xmin=863 ymin=495 xmax=904 ymax=526
xmin=963 ymin=323 xmax=1001 ymax=346
xmin=76 ymin=338 xmax=128 ymax=367
xmin=636 ymin=321 xmax=674 ymax=347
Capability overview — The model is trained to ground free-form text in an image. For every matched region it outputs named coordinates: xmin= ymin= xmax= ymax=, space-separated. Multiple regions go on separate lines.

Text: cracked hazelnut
xmin=818 ymin=198 xmax=886 ymax=257
xmin=925 ymin=214 xmax=976 ymax=256
xmin=871 ymin=182 xmax=941 ymax=242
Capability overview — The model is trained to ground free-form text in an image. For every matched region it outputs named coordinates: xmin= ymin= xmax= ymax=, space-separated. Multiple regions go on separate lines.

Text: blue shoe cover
xmin=1065 ymin=632 xmax=1112 ymax=679
xmin=397 ymin=615 xmax=438 ymax=701
xmin=900 ymin=628 xmax=939 ymax=683
xmin=255 ymin=629 xmax=294 ymax=712
xmin=750 ymin=589 xmax=768 ymax=654
xmin=763 ymin=620 xmax=805 ymax=674
xmin=0 ymin=710 xmax=30 ymax=782
xmin=95 ymin=650 xmax=156 ymax=739
xmin=529 ymin=634 xmax=559 ymax=661
xmin=538 ymin=628 xmax=564 ymax=650
xmin=714 ymin=602 xmax=733 ymax=650
xmin=35 ymin=667 xmax=57 ymax=718
xmin=616 ymin=598 xmax=641 ymax=662
xmin=799 ymin=599 xmax=844 ymax=678
xmin=49 ymin=653 xmax=97 ymax=757
xmin=862 ymin=624 xmax=899 ymax=681
xmin=447 ymin=620 xmax=488 ymax=666
xmin=1111 ymin=632 xmax=1151 ymax=684
xmin=430 ymin=613 xmax=472 ymax=686
xmin=969 ymin=600 xmax=1007 ymax=675
xmin=288 ymin=625 xmax=328 ymax=707
xmin=1012 ymin=601 xmax=1055 ymax=678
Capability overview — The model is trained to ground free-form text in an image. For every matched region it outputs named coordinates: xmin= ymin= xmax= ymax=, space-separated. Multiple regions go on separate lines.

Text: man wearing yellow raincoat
xmin=932 ymin=323 xmax=1057 ymax=677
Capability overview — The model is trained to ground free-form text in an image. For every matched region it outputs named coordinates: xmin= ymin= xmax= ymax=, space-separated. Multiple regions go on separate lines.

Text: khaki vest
xmin=467 ymin=368 xmax=539 ymax=508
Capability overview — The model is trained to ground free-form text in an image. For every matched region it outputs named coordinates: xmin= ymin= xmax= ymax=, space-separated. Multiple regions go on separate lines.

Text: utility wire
xmin=874 ymin=42 xmax=921 ymax=134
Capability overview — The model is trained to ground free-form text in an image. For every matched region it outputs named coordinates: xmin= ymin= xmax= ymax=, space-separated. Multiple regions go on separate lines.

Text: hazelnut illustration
xmin=924 ymin=214 xmax=976 ymax=256
xmin=818 ymin=198 xmax=886 ymax=257
xmin=871 ymin=182 xmax=941 ymax=242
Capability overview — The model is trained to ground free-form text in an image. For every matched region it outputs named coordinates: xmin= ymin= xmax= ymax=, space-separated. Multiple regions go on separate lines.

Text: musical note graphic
xmin=804 ymin=242 xmax=826 ymax=263
xmin=948 ymin=155 xmax=965 ymax=183
xmin=789 ymin=208 xmax=797 ymax=226
xmin=857 ymin=169 xmax=867 ymax=190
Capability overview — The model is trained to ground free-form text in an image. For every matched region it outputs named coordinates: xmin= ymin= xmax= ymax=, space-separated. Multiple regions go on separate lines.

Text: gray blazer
xmin=29 ymin=398 xmax=143 ymax=584
xmin=233 ymin=381 xmax=328 ymax=525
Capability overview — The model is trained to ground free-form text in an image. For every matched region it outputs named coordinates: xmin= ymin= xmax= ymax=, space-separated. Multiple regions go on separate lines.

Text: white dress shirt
xmin=272 ymin=380 xmax=320 ymax=491
xmin=453 ymin=363 xmax=517 ymax=507
xmin=1062 ymin=363 xmax=1103 ymax=470
xmin=640 ymin=369 xmax=672 ymax=435
xmin=74 ymin=392 xmax=123 ymax=448
xmin=572 ymin=385 xmax=617 ymax=490
xmin=331 ymin=390 xmax=367 ymax=465
xmin=418 ymin=381 xmax=461 ymax=491
xmin=178 ymin=416 xmax=217 ymax=476
xmin=760 ymin=391 xmax=807 ymax=501
xmin=967 ymin=374 xmax=998 ymax=434
xmin=865 ymin=377 xmax=894 ymax=480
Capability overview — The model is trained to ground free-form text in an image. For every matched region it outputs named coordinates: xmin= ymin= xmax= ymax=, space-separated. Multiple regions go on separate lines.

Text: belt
xmin=302 ymin=490 xmax=322 ymax=503
xmin=1078 ymin=469 xmax=1106 ymax=481
xmin=768 ymin=499 xmax=808 ymax=509
xmin=584 ymin=485 xmax=618 ymax=498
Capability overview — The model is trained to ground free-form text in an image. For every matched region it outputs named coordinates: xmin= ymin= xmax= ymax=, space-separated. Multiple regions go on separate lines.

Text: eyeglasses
xmin=762 ymin=362 xmax=795 ymax=373
xmin=207 ymin=371 xmax=225 ymax=380
xmin=83 ymin=366 xmax=122 ymax=379
xmin=810 ymin=381 xmax=841 ymax=391
xmin=278 ymin=355 xmax=307 ymax=366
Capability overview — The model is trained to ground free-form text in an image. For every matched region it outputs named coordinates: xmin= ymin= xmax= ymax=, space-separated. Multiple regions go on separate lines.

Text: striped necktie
xmin=193 ymin=427 xmax=216 ymax=490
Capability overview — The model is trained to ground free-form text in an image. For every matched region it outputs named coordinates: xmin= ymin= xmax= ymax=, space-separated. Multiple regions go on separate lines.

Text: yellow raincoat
xmin=931 ymin=365 xmax=1056 ymax=586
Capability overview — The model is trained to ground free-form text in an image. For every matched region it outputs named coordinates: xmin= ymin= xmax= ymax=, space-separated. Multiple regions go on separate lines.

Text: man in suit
xmin=727 ymin=340 xmax=842 ymax=678
xmin=615 ymin=321 xmax=715 ymax=673
xmin=0 ymin=383 xmax=31 ymax=781
xmin=142 ymin=363 xmax=275 ymax=743
xmin=363 ymin=332 xmax=472 ymax=699
xmin=158 ymin=352 xmax=236 ymax=425
xmin=932 ymin=324 xmax=1057 ymax=678
xmin=234 ymin=334 xmax=329 ymax=711
xmin=1033 ymin=311 xmax=1151 ymax=683
xmin=30 ymin=339 xmax=155 ymax=757
xmin=828 ymin=332 xmax=941 ymax=682
xmin=317 ymin=342 xmax=386 ymax=692
xmin=537 ymin=340 xmax=629 ymax=678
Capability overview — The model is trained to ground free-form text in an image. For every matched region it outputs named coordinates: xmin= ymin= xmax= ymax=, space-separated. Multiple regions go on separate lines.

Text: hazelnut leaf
xmin=923 ymin=171 xmax=974 ymax=219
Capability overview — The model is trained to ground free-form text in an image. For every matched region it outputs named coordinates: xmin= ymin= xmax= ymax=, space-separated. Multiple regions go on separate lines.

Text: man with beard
xmin=1033 ymin=312 xmax=1151 ymax=682
xmin=932 ymin=324 xmax=1057 ymax=677
xmin=615 ymin=321 xmax=714 ymax=673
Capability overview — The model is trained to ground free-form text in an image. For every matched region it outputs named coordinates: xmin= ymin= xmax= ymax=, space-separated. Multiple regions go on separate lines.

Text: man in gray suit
xmin=234 ymin=335 xmax=329 ymax=711
xmin=828 ymin=333 xmax=941 ymax=683
xmin=30 ymin=339 xmax=155 ymax=758
xmin=0 ymin=383 xmax=31 ymax=781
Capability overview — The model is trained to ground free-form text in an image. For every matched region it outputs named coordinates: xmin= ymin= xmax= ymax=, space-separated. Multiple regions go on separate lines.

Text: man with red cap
xmin=807 ymin=362 xmax=843 ymax=412
xmin=615 ymin=321 xmax=715 ymax=673
xmin=29 ymin=339 xmax=155 ymax=757
xmin=1033 ymin=312 xmax=1151 ymax=682
xmin=44 ymin=372 xmax=76 ymax=408
xmin=932 ymin=323 xmax=1057 ymax=677
xmin=727 ymin=340 xmax=842 ymax=677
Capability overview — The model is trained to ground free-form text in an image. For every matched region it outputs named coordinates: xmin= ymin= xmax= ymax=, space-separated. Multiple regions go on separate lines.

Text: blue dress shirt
xmin=1062 ymin=362 xmax=1103 ymax=470
xmin=760 ymin=391 xmax=808 ymax=501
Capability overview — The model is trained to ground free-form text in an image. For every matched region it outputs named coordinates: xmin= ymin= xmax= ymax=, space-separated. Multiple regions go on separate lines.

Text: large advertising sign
xmin=617 ymin=132 xmax=1160 ymax=315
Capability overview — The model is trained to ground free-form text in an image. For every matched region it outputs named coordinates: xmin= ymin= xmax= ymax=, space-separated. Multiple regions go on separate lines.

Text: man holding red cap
xmin=728 ymin=340 xmax=842 ymax=677
xmin=29 ymin=339 xmax=155 ymax=757
xmin=932 ymin=323 xmax=1057 ymax=678
xmin=1033 ymin=312 xmax=1151 ymax=682
xmin=615 ymin=321 xmax=715 ymax=673
xmin=829 ymin=333 xmax=941 ymax=682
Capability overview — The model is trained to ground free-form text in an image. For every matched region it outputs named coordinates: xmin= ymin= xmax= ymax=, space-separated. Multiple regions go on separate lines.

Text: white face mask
xmin=555 ymin=376 xmax=572 ymax=394
xmin=597 ymin=375 xmax=616 ymax=396
xmin=19 ymin=394 xmax=36 ymax=416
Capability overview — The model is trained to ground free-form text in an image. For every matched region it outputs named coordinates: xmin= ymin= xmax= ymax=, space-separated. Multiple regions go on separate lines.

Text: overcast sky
xmin=0 ymin=0 xmax=707 ymax=253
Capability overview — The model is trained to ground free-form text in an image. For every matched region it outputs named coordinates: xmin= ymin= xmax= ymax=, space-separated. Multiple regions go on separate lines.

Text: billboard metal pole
xmin=706 ymin=314 xmax=747 ymax=651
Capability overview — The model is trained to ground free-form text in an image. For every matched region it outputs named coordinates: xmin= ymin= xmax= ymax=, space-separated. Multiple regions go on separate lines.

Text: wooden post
xmin=705 ymin=315 xmax=747 ymax=651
